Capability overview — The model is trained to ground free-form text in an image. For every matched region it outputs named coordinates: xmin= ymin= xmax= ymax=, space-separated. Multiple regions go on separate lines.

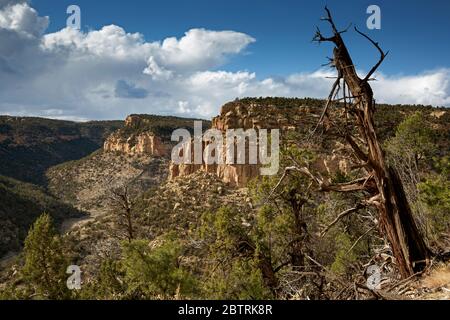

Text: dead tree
xmin=110 ymin=186 xmax=136 ymax=242
xmin=295 ymin=7 xmax=431 ymax=278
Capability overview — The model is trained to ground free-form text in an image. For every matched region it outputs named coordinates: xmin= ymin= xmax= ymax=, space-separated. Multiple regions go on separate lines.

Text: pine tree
xmin=21 ymin=213 xmax=70 ymax=300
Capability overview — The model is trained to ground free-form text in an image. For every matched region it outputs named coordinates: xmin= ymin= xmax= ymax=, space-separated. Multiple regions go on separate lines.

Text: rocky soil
xmin=47 ymin=150 xmax=169 ymax=230
xmin=61 ymin=171 xmax=251 ymax=278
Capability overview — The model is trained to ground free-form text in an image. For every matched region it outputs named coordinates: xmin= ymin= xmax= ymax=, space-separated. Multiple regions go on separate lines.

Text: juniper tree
xmin=21 ymin=213 xmax=70 ymax=300
xmin=287 ymin=7 xmax=432 ymax=278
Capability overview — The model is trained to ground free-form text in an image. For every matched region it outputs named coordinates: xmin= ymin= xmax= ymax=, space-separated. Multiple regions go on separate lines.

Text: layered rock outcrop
xmin=212 ymin=101 xmax=311 ymax=131
xmin=170 ymin=160 xmax=262 ymax=188
xmin=168 ymin=100 xmax=355 ymax=188
xmin=104 ymin=131 xmax=168 ymax=157
xmin=104 ymin=116 xmax=169 ymax=157
xmin=169 ymin=101 xmax=310 ymax=187
xmin=104 ymin=103 xmax=356 ymax=188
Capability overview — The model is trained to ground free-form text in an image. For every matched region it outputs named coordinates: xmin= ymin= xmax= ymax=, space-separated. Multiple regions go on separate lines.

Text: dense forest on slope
xmin=0 ymin=117 xmax=123 ymax=185
xmin=0 ymin=175 xmax=85 ymax=258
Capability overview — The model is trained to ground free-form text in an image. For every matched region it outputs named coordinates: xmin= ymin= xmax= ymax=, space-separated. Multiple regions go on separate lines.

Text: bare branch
xmin=286 ymin=165 xmax=375 ymax=194
xmin=309 ymin=75 xmax=342 ymax=138
xmin=313 ymin=26 xmax=336 ymax=43
xmin=324 ymin=6 xmax=339 ymax=34
xmin=346 ymin=226 xmax=376 ymax=254
xmin=320 ymin=204 xmax=363 ymax=237
xmin=266 ymin=167 xmax=293 ymax=201
xmin=354 ymin=27 xmax=389 ymax=82
xmin=321 ymin=176 xmax=375 ymax=193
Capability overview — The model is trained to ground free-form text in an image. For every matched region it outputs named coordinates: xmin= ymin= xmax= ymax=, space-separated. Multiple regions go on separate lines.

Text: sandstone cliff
xmin=103 ymin=114 xmax=209 ymax=157
xmin=103 ymin=101 xmax=449 ymax=189
xmin=168 ymin=99 xmax=358 ymax=187
xmin=103 ymin=115 xmax=169 ymax=157
xmin=169 ymin=100 xmax=315 ymax=187
xmin=104 ymin=130 xmax=168 ymax=157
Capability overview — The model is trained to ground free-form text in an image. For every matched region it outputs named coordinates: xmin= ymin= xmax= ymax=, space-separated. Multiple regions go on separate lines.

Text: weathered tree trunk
xmin=313 ymin=8 xmax=431 ymax=278
xmin=257 ymin=253 xmax=279 ymax=295
xmin=111 ymin=186 xmax=135 ymax=243
xmin=237 ymin=235 xmax=279 ymax=295
xmin=287 ymin=189 xmax=308 ymax=268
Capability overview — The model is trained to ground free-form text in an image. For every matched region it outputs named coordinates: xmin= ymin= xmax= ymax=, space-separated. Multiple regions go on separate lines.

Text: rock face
xmin=212 ymin=101 xmax=313 ymax=131
xmin=104 ymin=116 xmax=169 ymax=157
xmin=169 ymin=101 xmax=310 ymax=187
xmin=170 ymin=161 xmax=261 ymax=188
xmin=104 ymin=132 xmax=168 ymax=157
xmin=102 ymin=103 xmax=367 ymax=188
xmin=168 ymin=99 xmax=359 ymax=188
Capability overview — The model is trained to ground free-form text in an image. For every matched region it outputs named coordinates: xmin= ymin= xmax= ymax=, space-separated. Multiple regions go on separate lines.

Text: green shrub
xmin=418 ymin=156 xmax=450 ymax=240
xmin=202 ymin=258 xmax=272 ymax=300
xmin=21 ymin=213 xmax=70 ymax=300
xmin=121 ymin=235 xmax=196 ymax=299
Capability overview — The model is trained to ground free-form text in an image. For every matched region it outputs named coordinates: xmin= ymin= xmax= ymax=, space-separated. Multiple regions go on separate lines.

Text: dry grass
xmin=421 ymin=265 xmax=450 ymax=289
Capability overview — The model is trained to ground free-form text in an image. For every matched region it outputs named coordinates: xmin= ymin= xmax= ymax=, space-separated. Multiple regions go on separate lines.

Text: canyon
xmin=1 ymin=98 xmax=449 ymax=300
xmin=101 ymin=100 xmax=355 ymax=187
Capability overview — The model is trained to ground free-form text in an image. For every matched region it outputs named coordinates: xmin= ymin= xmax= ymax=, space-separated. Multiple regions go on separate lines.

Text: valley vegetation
xmin=0 ymin=10 xmax=449 ymax=300
xmin=1 ymin=99 xmax=448 ymax=300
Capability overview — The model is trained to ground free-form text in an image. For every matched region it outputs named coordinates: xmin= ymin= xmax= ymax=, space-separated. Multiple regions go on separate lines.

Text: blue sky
xmin=33 ymin=0 xmax=450 ymax=77
xmin=0 ymin=0 xmax=449 ymax=120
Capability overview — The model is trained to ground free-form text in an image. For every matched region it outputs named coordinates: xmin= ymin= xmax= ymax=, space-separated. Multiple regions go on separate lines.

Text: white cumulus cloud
xmin=0 ymin=2 xmax=448 ymax=121
xmin=146 ymin=28 xmax=255 ymax=75
xmin=372 ymin=69 xmax=450 ymax=106
xmin=0 ymin=2 xmax=48 ymax=37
